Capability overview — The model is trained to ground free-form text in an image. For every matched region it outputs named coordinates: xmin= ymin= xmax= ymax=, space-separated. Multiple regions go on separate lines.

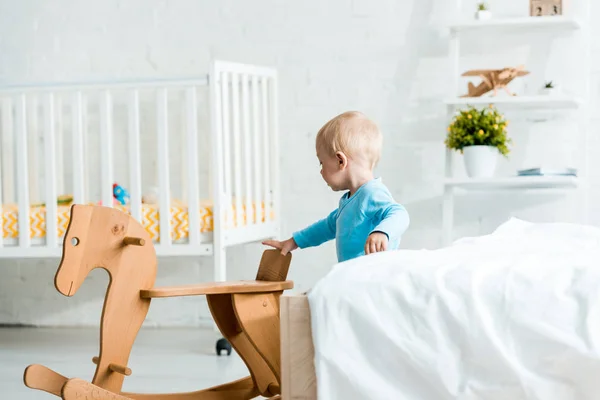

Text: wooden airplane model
xmin=22 ymin=204 xmax=292 ymax=400
xmin=461 ymin=65 xmax=529 ymax=97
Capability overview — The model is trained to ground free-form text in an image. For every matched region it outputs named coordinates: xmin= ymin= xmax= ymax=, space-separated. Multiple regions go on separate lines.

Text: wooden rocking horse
xmin=22 ymin=204 xmax=293 ymax=399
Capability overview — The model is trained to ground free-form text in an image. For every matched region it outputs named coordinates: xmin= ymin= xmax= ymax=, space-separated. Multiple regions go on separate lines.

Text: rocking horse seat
xmin=140 ymin=280 xmax=294 ymax=298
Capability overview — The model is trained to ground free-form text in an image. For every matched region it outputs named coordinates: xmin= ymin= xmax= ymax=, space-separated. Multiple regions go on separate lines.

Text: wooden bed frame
xmin=280 ymin=294 xmax=317 ymax=400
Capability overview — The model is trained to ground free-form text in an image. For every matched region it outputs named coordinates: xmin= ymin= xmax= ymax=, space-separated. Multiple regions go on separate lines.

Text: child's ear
xmin=336 ymin=152 xmax=348 ymax=169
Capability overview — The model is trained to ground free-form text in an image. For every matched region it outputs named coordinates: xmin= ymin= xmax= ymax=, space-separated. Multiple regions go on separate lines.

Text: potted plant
xmin=475 ymin=2 xmax=492 ymax=20
xmin=445 ymin=105 xmax=511 ymax=178
xmin=539 ymin=81 xmax=560 ymax=96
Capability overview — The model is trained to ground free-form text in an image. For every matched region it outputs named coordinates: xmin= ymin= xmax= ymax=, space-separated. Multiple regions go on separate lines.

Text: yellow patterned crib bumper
xmin=1 ymin=201 xmax=274 ymax=242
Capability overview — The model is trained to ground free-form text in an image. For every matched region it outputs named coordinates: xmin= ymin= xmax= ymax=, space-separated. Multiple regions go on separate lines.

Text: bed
xmin=281 ymin=218 xmax=600 ymax=400
xmin=0 ymin=60 xmax=280 ymax=284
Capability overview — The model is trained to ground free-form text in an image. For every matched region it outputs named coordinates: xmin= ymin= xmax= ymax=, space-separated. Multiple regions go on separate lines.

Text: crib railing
xmin=0 ymin=61 xmax=280 ymax=258
xmin=211 ymin=62 xmax=280 ymax=248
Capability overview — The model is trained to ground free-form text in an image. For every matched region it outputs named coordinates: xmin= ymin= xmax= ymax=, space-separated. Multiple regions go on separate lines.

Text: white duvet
xmin=307 ymin=219 xmax=600 ymax=400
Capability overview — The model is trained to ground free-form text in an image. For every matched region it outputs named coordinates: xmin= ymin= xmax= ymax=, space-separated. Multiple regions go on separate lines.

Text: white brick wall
xmin=0 ymin=0 xmax=599 ymax=326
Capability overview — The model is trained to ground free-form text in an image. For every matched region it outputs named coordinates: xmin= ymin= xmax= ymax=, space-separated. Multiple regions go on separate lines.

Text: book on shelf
xmin=517 ymin=167 xmax=577 ymax=177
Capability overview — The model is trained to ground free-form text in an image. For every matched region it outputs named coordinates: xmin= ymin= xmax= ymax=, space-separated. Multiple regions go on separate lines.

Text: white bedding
xmin=307 ymin=219 xmax=600 ymax=400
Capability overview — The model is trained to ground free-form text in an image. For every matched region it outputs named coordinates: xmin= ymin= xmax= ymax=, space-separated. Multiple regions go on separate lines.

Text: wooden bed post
xmin=280 ymin=294 xmax=317 ymax=400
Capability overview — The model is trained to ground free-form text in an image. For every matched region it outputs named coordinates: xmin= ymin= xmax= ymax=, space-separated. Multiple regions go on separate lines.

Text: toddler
xmin=264 ymin=111 xmax=410 ymax=262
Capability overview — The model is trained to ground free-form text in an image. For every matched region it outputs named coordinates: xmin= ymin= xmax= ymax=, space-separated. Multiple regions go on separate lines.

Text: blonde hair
xmin=316 ymin=111 xmax=382 ymax=168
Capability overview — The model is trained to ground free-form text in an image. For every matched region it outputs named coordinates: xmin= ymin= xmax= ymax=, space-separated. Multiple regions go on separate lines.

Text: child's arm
xmin=263 ymin=209 xmax=338 ymax=255
xmin=293 ymin=208 xmax=338 ymax=249
xmin=365 ymin=190 xmax=410 ymax=253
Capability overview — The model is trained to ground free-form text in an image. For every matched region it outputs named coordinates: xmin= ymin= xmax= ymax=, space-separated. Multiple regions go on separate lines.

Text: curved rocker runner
xmin=22 ymin=204 xmax=292 ymax=400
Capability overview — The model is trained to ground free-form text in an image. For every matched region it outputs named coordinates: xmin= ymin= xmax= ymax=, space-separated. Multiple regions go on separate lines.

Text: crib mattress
xmin=1 ymin=201 xmax=272 ymax=242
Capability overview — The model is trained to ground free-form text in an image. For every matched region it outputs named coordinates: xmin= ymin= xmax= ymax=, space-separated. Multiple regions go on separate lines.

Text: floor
xmin=0 ymin=327 xmax=257 ymax=399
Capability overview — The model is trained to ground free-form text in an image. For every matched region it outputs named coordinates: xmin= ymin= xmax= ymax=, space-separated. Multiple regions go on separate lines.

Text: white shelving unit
xmin=444 ymin=95 xmax=582 ymax=110
xmin=442 ymin=6 xmax=592 ymax=246
xmin=448 ymin=15 xmax=582 ymax=33
xmin=445 ymin=175 xmax=580 ymax=191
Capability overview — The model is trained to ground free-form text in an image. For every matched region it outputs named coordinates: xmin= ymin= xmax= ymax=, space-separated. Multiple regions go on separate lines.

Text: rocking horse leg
xmin=61 ymin=378 xmax=133 ymax=400
xmin=232 ymin=292 xmax=283 ymax=383
xmin=121 ymin=376 xmax=259 ymax=400
xmin=23 ymin=364 xmax=69 ymax=397
xmin=207 ymin=293 xmax=279 ymax=397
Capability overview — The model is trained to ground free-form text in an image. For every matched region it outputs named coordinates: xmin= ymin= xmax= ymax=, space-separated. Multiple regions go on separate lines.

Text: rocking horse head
xmin=54 ymin=204 xmax=155 ymax=297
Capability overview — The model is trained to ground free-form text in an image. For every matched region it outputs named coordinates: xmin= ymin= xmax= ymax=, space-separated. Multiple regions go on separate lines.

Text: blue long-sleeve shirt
xmin=292 ymin=178 xmax=410 ymax=262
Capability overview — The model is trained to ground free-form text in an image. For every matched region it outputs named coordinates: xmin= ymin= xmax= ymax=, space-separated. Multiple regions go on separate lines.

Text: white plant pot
xmin=463 ymin=145 xmax=498 ymax=178
xmin=539 ymin=87 xmax=560 ymax=96
xmin=476 ymin=10 xmax=492 ymax=20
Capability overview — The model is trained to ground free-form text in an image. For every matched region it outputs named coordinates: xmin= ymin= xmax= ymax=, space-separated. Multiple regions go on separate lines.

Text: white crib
xmin=0 ymin=60 xmax=280 ymax=282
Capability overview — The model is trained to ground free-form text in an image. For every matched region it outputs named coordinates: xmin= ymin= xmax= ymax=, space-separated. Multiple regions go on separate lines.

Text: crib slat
xmin=231 ymin=73 xmax=243 ymax=228
xmin=241 ymin=74 xmax=252 ymax=224
xmin=186 ymin=87 xmax=200 ymax=245
xmin=28 ymin=96 xmax=40 ymax=203
xmin=0 ymin=100 xmax=7 ymax=248
xmin=82 ymin=94 xmax=89 ymax=202
xmin=157 ymin=88 xmax=172 ymax=246
xmin=252 ymin=76 xmax=261 ymax=224
xmin=44 ymin=93 xmax=58 ymax=247
xmin=261 ymin=77 xmax=271 ymax=223
xmin=100 ymin=91 xmax=113 ymax=208
xmin=72 ymin=91 xmax=85 ymax=204
xmin=55 ymin=97 xmax=64 ymax=195
xmin=0 ymin=122 xmax=2 ymax=248
xmin=1 ymin=98 xmax=14 ymax=206
xmin=0 ymin=145 xmax=2 ymax=249
xmin=221 ymin=72 xmax=232 ymax=227
xmin=180 ymin=95 xmax=188 ymax=202
xmin=15 ymin=94 xmax=31 ymax=248
xmin=210 ymin=63 xmax=225 ymax=276
xmin=270 ymin=73 xmax=279 ymax=225
xmin=128 ymin=90 xmax=142 ymax=222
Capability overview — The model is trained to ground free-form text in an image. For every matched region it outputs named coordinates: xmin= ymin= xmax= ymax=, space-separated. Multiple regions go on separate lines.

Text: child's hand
xmin=365 ymin=232 xmax=388 ymax=255
xmin=262 ymin=237 xmax=299 ymax=256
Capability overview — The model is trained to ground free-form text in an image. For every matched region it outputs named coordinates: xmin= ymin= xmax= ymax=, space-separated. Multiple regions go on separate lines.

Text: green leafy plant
xmin=477 ymin=2 xmax=488 ymax=11
xmin=544 ymin=81 xmax=554 ymax=89
xmin=445 ymin=105 xmax=511 ymax=157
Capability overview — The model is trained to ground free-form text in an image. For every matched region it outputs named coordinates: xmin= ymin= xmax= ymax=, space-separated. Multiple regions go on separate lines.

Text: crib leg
xmin=213 ymin=244 xmax=229 ymax=353
xmin=213 ymin=245 xmax=226 ymax=285
xmin=213 ymin=245 xmax=226 ymax=332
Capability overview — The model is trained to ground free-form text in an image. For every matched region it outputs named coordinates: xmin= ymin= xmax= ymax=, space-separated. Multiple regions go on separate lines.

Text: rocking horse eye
xmin=71 ymin=237 xmax=80 ymax=246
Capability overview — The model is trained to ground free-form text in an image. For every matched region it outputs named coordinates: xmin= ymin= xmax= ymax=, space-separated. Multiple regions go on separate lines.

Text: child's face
xmin=317 ymin=148 xmax=348 ymax=192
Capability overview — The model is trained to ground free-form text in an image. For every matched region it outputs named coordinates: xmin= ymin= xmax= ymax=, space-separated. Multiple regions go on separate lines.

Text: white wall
xmin=0 ymin=0 xmax=599 ymax=327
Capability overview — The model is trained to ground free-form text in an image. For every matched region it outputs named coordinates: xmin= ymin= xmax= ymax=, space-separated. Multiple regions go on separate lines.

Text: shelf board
xmin=445 ymin=175 xmax=580 ymax=190
xmin=444 ymin=95 xmax=582 ymax=110
xmin=449 ymin=16 xmax=581 ymax=33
